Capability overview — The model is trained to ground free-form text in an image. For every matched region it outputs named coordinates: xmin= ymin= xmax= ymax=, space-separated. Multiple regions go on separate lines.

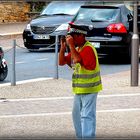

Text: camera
xmin=60 ymin=35 xmax=66 ymax=43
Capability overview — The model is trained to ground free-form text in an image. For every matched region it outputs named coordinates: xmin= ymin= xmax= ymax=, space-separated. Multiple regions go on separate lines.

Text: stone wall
xmin=0 ymin=1 xmax=30 ymax=23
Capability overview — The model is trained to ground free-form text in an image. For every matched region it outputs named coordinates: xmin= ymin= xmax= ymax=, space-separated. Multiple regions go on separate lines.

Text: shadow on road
xmin=27 ymin=48 xmax=55 ymax=53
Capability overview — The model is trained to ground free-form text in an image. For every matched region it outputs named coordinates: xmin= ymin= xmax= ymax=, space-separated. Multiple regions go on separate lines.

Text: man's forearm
xmin=59 ymin=47 xmax=66 ymax=65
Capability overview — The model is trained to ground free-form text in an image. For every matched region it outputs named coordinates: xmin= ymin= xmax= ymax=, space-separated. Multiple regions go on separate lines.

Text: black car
xmin=23 ymin=1 xmax=86 ymax=51
xmin=70 ymin=3 xmax=133 ymax=60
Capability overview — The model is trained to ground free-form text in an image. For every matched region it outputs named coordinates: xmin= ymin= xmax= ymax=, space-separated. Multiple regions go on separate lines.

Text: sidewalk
xmin=0 ymin=69 xmax=140 ymax=99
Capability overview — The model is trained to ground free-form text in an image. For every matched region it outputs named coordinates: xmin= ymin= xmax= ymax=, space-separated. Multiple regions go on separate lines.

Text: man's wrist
xmin=69 ymin=44 xmax=75 ymax=50
xmin=60 ymin=47 xmax=65 ymax=53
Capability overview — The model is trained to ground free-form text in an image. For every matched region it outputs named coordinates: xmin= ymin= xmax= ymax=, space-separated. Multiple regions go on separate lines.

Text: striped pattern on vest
xmin=72 ymin=71 xmax=100 ymax=79
xmin=73 ymin=80 xmax=102 ymax=88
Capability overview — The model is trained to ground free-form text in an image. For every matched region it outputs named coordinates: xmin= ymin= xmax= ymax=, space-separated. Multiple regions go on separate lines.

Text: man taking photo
xmin=59 ymin=23 xmax=102 ymax=139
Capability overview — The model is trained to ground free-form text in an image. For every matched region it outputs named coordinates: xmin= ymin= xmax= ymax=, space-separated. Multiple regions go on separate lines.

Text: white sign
xmin=34 ymin=35 xmax=50 ymax=40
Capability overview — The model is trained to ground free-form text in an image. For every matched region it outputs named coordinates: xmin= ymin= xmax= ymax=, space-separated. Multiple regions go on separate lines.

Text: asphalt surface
xmin=0 ymin=22 xmax=140 ymax=139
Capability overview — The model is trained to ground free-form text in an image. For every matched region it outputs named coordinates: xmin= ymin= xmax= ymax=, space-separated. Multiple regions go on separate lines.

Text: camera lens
xmin=61 ymin=36 xmax=66 ymax=42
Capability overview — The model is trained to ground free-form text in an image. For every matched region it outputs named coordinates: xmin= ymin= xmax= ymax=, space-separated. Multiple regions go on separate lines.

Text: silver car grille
xmin=31 ymin=26 xmax=56 ymax=34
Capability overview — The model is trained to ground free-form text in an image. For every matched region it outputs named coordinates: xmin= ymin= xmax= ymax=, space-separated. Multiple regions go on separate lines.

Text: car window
xmin=74 ymin=7 xmax=120 ymax=22
xmin=41 ymin=1 xmax=85 ymax=16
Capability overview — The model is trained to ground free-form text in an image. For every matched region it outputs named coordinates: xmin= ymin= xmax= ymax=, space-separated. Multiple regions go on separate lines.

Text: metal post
xmin=54 ymin=35 xmax=59 ymax=79
xmin=131 ymin=1 xmax=139 ymax=86
xmin=11 ymin=39 xmax=16 ymax=86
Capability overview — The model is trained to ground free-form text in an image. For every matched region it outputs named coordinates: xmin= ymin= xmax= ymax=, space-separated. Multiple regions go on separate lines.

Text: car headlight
xmin=55 ymin=23 xmax=68 ymax=32
xmin=26 ymin=24 xmax=31 ymax=30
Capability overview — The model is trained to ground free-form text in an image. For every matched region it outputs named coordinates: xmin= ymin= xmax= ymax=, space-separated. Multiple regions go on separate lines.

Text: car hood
xmin=30 ymin=15 xmax=73 ymax=27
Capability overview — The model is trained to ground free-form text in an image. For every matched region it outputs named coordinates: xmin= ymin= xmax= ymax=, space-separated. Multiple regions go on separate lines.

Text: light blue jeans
xmin=72 ymin=93 xmax=98 ymax=139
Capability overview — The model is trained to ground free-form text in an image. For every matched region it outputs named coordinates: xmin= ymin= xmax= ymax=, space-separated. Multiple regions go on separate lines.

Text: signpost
xmin=131 ymin=0 xmax=139 ymax=86
xmin=54 ymin=35 xmax=59 ymax=79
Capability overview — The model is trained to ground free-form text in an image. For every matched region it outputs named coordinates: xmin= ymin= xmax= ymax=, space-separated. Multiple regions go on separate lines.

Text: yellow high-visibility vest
xmin=72 ymin=41 xmax=102 ymax=94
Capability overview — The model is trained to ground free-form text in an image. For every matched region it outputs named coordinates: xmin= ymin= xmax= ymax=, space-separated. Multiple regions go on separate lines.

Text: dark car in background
xmin=23 ymin=1 xmax=86 ymax=51
xmin=71 ymin=3 xmax=133 ymax=60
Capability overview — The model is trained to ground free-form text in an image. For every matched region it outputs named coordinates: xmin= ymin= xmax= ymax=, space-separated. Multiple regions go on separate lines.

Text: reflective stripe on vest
xmin=73 ymin=71 xmax=100 ymax=79
xmin=73 ymin=80 xmax=102 ymax=88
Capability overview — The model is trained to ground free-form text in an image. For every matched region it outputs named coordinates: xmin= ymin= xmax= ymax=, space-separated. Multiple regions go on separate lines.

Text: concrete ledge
xmin=0 ymin=32 xmax=23 ymax=39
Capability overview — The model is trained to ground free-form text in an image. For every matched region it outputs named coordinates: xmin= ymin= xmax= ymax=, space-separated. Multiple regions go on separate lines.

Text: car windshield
xmin=41 ymin=1 xmax=85 ymax=16
xmin=74 ymin=7 xmax=120 ymax=22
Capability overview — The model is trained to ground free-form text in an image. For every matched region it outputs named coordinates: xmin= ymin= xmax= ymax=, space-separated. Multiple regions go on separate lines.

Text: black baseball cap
xmin=67 ymin=23 xmax=91 ymax=35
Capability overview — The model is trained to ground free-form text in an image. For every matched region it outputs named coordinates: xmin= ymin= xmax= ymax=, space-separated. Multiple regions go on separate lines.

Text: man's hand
xmin=60 ymin=36 xmax=67 ymax=51
xmin=66 ymin=35 xmax=75 ymax=48
xmin=66 ymin=35 xmax=82 ymax=64
xmin=59 ymin=36 xmax=68 ymax=66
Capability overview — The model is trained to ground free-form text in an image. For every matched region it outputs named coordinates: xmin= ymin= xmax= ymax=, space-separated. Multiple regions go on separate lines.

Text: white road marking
xmin=9 ymin=58 xmax=48 ymax=65
xmin=15 ymin=61 xmax=25 ymax=64
xmin=16 ymin=77 xmax=53 ymax=84
xmin=0 ymin=96 xmax=73 ymax=102
xmin=0 ymin=108 xmax=140 ymax=118
xmin=99 ymin=93 xmax=140 ymax=98
xmin=9 ymin=61 xmax=25 ymax=64
xmin=1 ymin=93 xmax=140 ymax=102
xmin=36 ymin=58 xmax=48 ymax=61
xmin=0 ymin=82 xmax=11 ymax=87
xmin=97 ymin=108 xmax=140 ymax=113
